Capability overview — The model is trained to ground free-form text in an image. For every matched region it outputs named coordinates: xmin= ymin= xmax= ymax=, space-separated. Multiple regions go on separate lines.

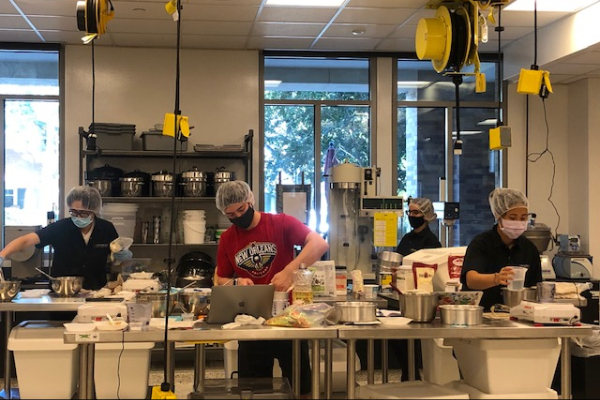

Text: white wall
xmin=64 ymin=46 xmax=259 ymax=203
xmin=507 ymin=79 xmax=600 ymax=276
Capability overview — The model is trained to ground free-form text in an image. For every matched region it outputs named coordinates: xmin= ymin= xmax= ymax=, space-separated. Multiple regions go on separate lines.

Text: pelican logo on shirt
xmin=235 ymin=242 xmax=277 ymax=278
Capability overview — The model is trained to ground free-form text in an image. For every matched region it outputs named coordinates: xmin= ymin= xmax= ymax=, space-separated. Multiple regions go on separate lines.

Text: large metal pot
xmin=85 ymin=164 xmax=123 ymax=197
xmin=439 ymin=305 xmax=483 ymax=326
xmin=335 ymin=301 xmax=377 ymax=323
xmin=179 ymin=167 xmax=207 ymax=197
xmin=213 ymin=169 xmax=235 ymax=195
xmin=151 ymin=170 xmax=175 ymax=197
xmin=51 ymin=276 xmax=84 ymax=297
xmin=136 ymin=292 xmax=179 ymax=318
xmin=400 ymin=291 xmax=439 ymax=322
xmin=120 ymin=170 xmax=150 ymax=197
xmin=501 ymin=287 xmax=537 ymax=308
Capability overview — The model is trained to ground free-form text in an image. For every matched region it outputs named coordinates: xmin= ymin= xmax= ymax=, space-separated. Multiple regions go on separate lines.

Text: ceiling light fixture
xmin=266 ymin=0 xmax=345 ymax=6
xmin=397 ymin=81 xmax=430 ymax=88
xmin=477 ymin=118 xmax=498 ymax=126
xmin=351 ymin=29 xmax=365 ymax=36
xmin=505 ymin=0 xmax=597 ymax=12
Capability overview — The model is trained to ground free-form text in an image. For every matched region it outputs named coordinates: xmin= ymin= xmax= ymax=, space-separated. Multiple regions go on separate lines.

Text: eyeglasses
xmin=407 ymin=209 xmax=423 ymax=216
xmin=69 ymin=209 xmax=94 ymax=218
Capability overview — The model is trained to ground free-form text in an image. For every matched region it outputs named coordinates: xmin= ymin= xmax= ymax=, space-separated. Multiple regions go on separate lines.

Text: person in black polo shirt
xmin=0 ymin=186 xmax=131 ymax=290
xmin=396 ymin=197 xmax=442 ymax=256
xmin=460 ymin=188 xmax=542 ymax=311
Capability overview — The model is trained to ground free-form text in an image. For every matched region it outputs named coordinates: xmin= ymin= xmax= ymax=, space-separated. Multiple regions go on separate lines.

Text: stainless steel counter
xmin=338 ymin=319 xmax=593 ymax=399
xmin=64 ymin=324 xmax=339 ymax=399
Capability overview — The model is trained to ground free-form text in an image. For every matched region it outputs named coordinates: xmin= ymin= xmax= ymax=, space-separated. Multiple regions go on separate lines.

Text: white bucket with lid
xmin=183 ymin=219 xmax=206 ymax=244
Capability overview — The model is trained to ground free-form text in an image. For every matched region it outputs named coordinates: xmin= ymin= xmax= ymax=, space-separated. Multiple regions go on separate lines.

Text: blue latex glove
xmin=113 ymin=249 xmax=133 ymax=262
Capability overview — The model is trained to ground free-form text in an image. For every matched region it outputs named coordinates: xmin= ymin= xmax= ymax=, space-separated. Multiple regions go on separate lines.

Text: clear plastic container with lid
xmin=292 ymin=264 xmax=314 ymax=305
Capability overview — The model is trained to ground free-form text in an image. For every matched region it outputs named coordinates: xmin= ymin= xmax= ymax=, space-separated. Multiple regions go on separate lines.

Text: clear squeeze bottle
xmin=292 ymin=263 xmax=314 ymax=305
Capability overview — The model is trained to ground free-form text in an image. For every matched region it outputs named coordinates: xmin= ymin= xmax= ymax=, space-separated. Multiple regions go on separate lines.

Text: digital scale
xmin=510 ymin=301 xmax=581 ymax=325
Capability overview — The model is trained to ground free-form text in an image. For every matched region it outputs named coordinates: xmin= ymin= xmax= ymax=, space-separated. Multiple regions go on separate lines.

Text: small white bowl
xmin=64 ymin=323 xmax=96 ymax=332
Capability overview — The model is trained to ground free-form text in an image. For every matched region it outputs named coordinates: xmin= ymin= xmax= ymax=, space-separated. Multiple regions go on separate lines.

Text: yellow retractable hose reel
xmin=76 ymin=0 xmax=115 ymax=43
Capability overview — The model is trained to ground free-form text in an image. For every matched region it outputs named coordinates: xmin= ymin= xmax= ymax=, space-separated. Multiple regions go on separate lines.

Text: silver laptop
xmin=205 ymin=285 xmax=275 ymax=324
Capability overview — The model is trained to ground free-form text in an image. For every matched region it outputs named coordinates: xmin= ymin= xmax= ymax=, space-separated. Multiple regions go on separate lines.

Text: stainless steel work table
xmin=0 ymin=295 xmax=87 ymax=399
xmin=338 ymin=318 xmax=593 ymax=399
xmin=64 ymin=323 xmax=339 ymax=399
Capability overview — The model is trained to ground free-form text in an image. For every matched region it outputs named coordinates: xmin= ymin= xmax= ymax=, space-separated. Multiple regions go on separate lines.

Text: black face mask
xmin=409 ymin=216 xmax=426 ymax=229
xmin=229 ymin=205 xmax=255 ymax=229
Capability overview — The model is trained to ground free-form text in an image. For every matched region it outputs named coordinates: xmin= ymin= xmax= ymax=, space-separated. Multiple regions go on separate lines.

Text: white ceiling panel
xmin=252 ymin=22 xmax=324 ymax=37
xmin=323 ymin=23 xmax=397 ymax=38
xmin=258 ymin=7 xmax=338 ymax=23
xmin=335 ymin=7 xmax=418 ymax=25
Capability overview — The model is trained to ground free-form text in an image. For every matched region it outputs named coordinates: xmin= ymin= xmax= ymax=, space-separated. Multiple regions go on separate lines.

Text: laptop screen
xmin=205 ymin=285 xmax=275 ymax=324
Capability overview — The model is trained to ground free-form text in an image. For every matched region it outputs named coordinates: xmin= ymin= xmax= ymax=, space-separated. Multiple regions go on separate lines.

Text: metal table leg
xmin=167 ymin=342 xmax=176 ymax=391
xmin=407 ymin=339 xmax=415 ymax=381
xmin=381 ymin=339 xmax=388 ymax=384
xmin=293 ymin=340 xmax=301 ymax=398
xmin=311 ymin=339 xmax=320 ymax=399
xmin=346 ymin=340 xmax=356 ymax=399
xmin=1 ymin=311 xmax=15 ymax=400
xmin=560 ymin=337 xmax=571 ymax=400
xmin=78 ymin=343 xmax=95 ymax=399
xmin=324 ymin=339 xmax=332 ymax=399
xmin=193 ymin=344 xmax=205 ymax=393
xmin=367 ymin=339 xmax=374 ymax=384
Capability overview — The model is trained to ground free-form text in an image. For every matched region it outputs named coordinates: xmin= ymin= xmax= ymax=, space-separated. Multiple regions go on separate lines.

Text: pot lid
xmin=122 ymin=169 xmax=150 ymax=180
xmin=181 ymin=167 xmax=206 ymax=179
xmin=178 ymin=251 xmax=214 ymax=266
xmin=152 ymin=170 xmax=174 ymax=181
xmin=86 ymin=164 xmax=123 ymax=180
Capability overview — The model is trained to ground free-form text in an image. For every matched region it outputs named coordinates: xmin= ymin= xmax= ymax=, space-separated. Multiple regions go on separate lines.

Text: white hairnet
xmin=66 ymin=186 xmax=102 ymax=215
xmin=488 ymin=188 xmax=529 ymax=221
xmin=215 ymin=181 xmax=255 ymax=213
xmin=410 ymin=197 xmax=437 ymax=222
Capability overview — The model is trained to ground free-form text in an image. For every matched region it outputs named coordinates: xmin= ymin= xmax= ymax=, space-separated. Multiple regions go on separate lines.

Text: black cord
xmin=496 ymin=4 xmax=504 ymax=126
xmin=533 ymin=0 xmax=538 ymax=68
xmin=162 ymin=0 xmax=183 ymax=391
xmin=116 ymin=328 xmax=125 ymax=399
xmin=526 ymin=98 xmax=561 ymax=240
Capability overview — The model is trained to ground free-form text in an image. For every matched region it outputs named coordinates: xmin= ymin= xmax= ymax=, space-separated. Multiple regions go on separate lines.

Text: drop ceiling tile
xmin=347 ymin=0 xmax=428 ymax=8
xmin=14 ymin=0 xmax=75 ymax=17
xmin=549 ymin=74 xmax=576 ymax=83
xmin=391 ymin=24 xmax=417 ymax=39
xmin=376 ymin=37 xmax=419 ymax=52
xmin=324 ymin=23 xmax=397 ymax=38
xmin=0 ymin=15 xmax=32 ymax=29
xmin=335 ymin=7 xmax=416 ymax=25
xmin=312 ymin=37 xmax=382 ymax=51
xmin=501 ymin=10 xmax=568 ymax=27
xmin=27 ymin=15 xmax=79 ymax=31
xmin=41 ymin=29 xmax=98 ymax=44
xmin=565 ymin=51 xmax=600 ymax=65
xmin=253 ymin=22 xmax=324 ymax=37
xmin=247 ymin=36 xmax=315 ymax=50
xmin=259 ymin=7 xmax=337 ymax=23
xmin=0 ymin=28 xmax=47 ymax=42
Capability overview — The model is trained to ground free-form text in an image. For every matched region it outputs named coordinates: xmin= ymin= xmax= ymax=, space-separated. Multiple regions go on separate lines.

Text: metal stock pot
xmin=179 ymin=167 xmax=207 ymax=197
xmin=151 ymin=170 xmax=174 ymax=197
xmin=335 ymin=301 xmax=377 ymax=323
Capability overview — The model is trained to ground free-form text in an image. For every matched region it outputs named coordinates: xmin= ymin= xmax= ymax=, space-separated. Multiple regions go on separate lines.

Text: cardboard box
xmin=309 ymin=261 xmax=335 ymax=297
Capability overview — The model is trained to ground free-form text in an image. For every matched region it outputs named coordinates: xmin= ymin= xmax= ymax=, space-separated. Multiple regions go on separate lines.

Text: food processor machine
xmin=552 ymin=234 xmax=594 ymax=280
xmin=327 ymin=162 xmax=403 ymax=280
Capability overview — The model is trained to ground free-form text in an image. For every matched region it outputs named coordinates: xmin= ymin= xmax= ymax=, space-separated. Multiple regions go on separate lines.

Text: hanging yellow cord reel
xmin=76 ymin=0 xmax=115 ymax=44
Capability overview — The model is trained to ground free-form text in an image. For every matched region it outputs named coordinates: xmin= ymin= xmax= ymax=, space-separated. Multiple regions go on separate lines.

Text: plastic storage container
xmin=95 ymin=342 xmax=155 ymax=399
xmin=446 ymin=380 xmax=558 ymax=399
xmin=356 ymin=381 xmax=469 ymax=399
xmin=446 ymin=338 xmax=561 ymax=394
xmin=421 ymin=338 xmax=460 ymax=385
xmin=7 ymin=320 xmax=79 ymax=399
xmin=188 ymin=378 xmax=293 ymax=399
xmin=141 ymin=131 xmax=188 ymax=151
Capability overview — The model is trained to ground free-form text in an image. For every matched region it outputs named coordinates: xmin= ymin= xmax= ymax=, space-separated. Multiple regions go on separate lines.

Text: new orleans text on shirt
xmin=235 ymin=242 xmax=278 ymax=275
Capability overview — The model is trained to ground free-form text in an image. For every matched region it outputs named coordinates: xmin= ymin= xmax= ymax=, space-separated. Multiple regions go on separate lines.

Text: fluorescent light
xmin=505 ymin=0 xmax=598 ymax=12
xmin=265 ymin=80 xmax=282 ymax=87
xmin=266 ymin=0 xmax=345 ymax=6
xmin=452 ymin=130 xmax=483 ymax=136
xmin=397 ymin=81 xmax=430 ymax=88
xmin=477 ymin=118 xmax=498 ymax=126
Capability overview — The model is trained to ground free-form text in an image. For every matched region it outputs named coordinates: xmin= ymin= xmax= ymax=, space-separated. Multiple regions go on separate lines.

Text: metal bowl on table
xmin=136 ymin=291 xmax=179 ymax=318
xmin=501 ymin=287 xmax=537 ymax=308
xmin=439 ymin=305 xmax=483 ymax=326
xmin=51 ymin=276 xmax=84 ymax=297
xmin=179 ymin=289 xmax=211 ymax=316
xmin=400 ymin=291 xmax=439 ymax=322
xmin=335 ymin=301 xmax=377 ymax=323
xmin=0 ymin=281 xmax=21 ymax=302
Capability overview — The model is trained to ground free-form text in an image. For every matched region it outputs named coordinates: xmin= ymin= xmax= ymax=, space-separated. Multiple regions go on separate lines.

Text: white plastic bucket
xmin=183 ymin=220 xmax=206 ymax=244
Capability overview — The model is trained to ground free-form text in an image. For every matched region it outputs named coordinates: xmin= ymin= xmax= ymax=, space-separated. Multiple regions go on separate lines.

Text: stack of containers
xmin=182 ymin=209 xmax=206 ymax=244
xmin=101 ymin=203 xmax=139 ymax=238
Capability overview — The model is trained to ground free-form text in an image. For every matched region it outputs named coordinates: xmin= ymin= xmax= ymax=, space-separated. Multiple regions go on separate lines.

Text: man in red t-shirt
xmin=215 ymin=180 xmax=329 ymax=396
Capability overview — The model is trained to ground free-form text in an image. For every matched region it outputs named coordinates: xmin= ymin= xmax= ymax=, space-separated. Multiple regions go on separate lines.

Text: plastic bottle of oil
xmin=292 ymin=263 xmax=314 ymax=305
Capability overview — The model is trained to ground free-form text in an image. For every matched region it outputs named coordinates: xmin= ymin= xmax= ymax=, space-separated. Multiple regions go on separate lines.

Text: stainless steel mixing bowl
xmin=0 ymin=281 xmax=21 ymax=302
xmin=51 ymin=276 xmax=83 ymax=297
xmin=136 ymin=292 xmax=179 ymax=318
